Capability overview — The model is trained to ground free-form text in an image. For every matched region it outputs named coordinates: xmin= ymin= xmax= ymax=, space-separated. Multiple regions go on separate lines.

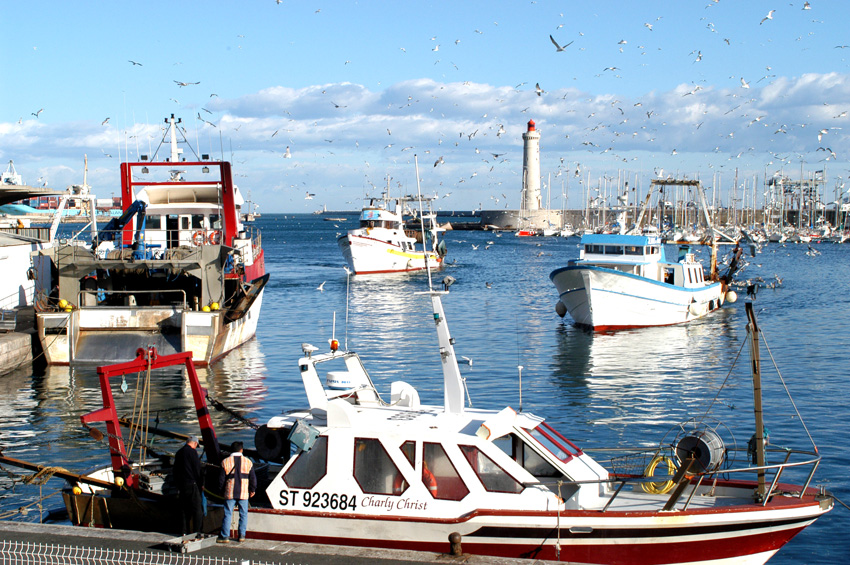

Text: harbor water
xmin=1 ymin=214 xmax=847 ymax=563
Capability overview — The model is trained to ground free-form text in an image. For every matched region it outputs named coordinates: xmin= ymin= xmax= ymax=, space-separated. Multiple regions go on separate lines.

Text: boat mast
xmin=745 ymin=302 xmax=767 ymax=500
xmin=414 ymin=154 xmax=464 ymax=414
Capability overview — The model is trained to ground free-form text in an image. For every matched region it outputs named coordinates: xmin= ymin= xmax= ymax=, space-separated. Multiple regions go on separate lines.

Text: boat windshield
xmin=527 ymin=422 xmax=582 ymax=464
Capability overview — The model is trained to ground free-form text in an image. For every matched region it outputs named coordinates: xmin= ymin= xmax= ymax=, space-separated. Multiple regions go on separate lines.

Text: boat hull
xmin=338 ymin=233 xmax=442 ymax=274
xmin=36 ymin=288 xmax=264 ymax=366
xmin=550 ymin=265 xmax=724 ymax=330
xmin=240 ymin=487 xmax=826 ymax=565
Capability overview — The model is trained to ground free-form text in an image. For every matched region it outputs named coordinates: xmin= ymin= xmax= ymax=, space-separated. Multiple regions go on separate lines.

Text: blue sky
xmin=2 ymin=1 xmax=849 ymax=212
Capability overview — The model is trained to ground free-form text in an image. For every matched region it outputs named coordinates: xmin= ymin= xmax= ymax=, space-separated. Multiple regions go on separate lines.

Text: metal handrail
xmin=77 ymin=288 xmax=188 ymax=309
xmin=554 ymin=445 xmax=822 ymax=511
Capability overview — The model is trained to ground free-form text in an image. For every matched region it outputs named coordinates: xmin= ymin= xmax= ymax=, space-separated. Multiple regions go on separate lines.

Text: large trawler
xmin=34 ymin=115 xmax=267 ymax=365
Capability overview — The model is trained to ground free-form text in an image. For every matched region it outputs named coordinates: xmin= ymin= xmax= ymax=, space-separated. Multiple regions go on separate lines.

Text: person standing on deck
xmin=174 ymin=435 xmax=204 ymax=536
xmin=217 ymin=441 xmax=256 ymax=543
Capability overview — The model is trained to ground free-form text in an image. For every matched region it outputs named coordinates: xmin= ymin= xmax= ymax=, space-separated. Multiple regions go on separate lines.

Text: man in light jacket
xmin=217 ymin=441 xmax=256 ymax=543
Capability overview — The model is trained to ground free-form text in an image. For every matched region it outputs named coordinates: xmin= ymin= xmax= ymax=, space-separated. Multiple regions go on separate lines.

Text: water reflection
xmin=546 ymin=308 xmax=744 ymax=446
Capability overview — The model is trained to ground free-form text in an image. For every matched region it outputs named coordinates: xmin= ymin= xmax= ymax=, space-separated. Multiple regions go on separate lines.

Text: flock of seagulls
xmin=15 ymin=3 xmax=847 ymax=211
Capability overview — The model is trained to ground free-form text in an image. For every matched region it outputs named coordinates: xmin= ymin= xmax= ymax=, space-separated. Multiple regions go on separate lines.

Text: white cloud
xmin=2 ymin=73 xmax=849 ymax=211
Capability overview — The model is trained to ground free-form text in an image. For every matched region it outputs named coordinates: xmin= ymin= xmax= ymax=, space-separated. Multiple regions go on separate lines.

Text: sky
xmin=2 ymin=0 xmax=850 ymax=213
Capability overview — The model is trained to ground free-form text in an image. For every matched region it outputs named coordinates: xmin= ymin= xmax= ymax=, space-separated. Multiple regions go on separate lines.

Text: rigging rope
xmin=760 ymin=328 xmax=818 ymax=453
xmin=641 ymin=456 xmax=677 ymax=494
xmin=694 ymin=334 xmax=749 ymax=425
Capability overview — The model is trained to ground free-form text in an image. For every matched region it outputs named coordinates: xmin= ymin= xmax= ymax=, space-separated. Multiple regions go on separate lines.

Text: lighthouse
xmin=478 ymin=118 xmax=562 ymax=231
xmin=521 ymin=120 xmax=541 ymax=212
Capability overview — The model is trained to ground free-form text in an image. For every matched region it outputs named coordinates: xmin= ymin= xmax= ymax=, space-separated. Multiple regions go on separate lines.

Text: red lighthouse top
xmin=527 ymin=119 xmax=536 ymax=132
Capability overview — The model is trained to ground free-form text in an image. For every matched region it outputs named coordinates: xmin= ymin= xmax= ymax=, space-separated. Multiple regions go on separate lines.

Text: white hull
xmin=239 ymin=487 xmax=824 ymax=564
xmin=551 ymin=266 xmax=724 ymax=330
xmin=36 ymin=289 xmax=263 ymax=366
xmin=338 ymin=233 xmax=441 ymax=274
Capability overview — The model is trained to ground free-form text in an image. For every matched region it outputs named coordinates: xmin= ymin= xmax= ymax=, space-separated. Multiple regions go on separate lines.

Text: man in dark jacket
xmin=174 ymin=435 xmax=204 ymax=536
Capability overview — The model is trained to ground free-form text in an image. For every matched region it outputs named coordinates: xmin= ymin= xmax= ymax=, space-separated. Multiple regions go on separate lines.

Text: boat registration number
xmin=278 ymin=489 xmax=357 ymax=511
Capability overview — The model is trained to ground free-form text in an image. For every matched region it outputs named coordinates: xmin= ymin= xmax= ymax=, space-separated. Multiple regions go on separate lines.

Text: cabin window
xmin=459 ymin=445 xmax=524 ymax=494
xmin=400 ymin=441 xmax=415 ymax=467
xmin=605 ymin=245 xmax=624 ymax=255
xmin=180 ymin=216 xmax=190 ymax=230
xmin=649 ymin=246 xmax=660 ymax=255
xmin=354 ymin=438 xmax=404 ymax=496
xmin=282 ymin=436 xmax=327 ymax=489
xmin=494 ymin=434 xmax=562 ymax=478
xmin=146 ymin=215 xmax=162 ymax=230
xmin=191 ymin=215 xmax=205 ymax=229
xmin=586 ymin=244 xmax=604 ymax=254
xmin=687 ymin=269 xmax=693 ymax=284
xmin=664 ymin=268 xmax=675 ymax=284
xmin=624 ymin=245 xmax=642 ymax=256
xmin=528 ymin=422 xmax=582 ymax=465
xmin=423 ymin=442 xmax=469 ymax=501
xmin=210 ymin=214 xmax=222 ymax=229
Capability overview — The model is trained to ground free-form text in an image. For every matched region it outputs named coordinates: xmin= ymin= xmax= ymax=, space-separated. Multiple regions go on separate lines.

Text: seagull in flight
xmin=101 ymin=117 xmax=110 ymax=125
xmin=434 ymin=156 xmax=444 ymax=167
xmin=31 ymin=108 xmax=43 ymax=118
xmin=535 ymin=83 xmax=544 ymax=96
xmin=549 ymin=35 xmax=573 ymax=52
xmin=760 ymin=10 xmax=775 ymax=24
xmin=283 ymin=146 xmax=292 ymax=158
xmin=316 ymin=281 xmax=326 ymax=292
xmin=128 ymin=60 xmax=142 ymax=66
xmin=305 ymin=192 xmax=315 ymax=200
xmin=740 ymin=77 xmax=750 ymax=88
xmin=174 ymin=80 xmax=200 ymax=87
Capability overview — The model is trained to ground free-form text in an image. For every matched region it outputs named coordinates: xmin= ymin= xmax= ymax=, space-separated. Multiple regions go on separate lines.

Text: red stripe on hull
xmin=353 ymin=262 xmax=442 ymax=275
xmin=247 ymin=525 xmax=806 ymax=564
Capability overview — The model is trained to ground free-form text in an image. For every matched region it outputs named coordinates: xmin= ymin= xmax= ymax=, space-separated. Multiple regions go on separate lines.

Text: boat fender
xmin=192 ymin=231 xmax=206 ymax=246
xmin=725 ymin=290 xmax=737 ymax=304
xmin=437 ymin=240 xmax=448 ymax=257
xmin=26 ymin=267 xmax=37 ymax=281
xmin=208 ymin=230 xmax=222 ymax=245
xmin=555 ymin=301 xmax=567 ymax=318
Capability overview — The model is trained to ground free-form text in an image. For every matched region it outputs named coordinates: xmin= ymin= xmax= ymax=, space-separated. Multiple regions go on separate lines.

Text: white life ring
xmin=208 ymin=230 xmax=222 ymax=245
xmin=192 ymin=231 xmax=206 ymax=246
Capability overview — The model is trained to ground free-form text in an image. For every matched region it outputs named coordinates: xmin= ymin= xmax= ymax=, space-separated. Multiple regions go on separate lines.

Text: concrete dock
xmin=0 ymin=307 xmax=37 ymax=376
xmin=0 ymin=521 xmax=555 ymax=565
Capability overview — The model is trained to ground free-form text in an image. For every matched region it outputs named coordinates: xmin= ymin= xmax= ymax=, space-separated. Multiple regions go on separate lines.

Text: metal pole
xmin=746 ymin=302 xmax=767 ymax=500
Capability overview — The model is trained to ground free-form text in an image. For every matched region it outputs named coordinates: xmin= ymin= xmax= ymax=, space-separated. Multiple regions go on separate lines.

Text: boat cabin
xmin=574 ymin=234 xmax=708 ymax=288
xmin=261 ymin=348 xmax=610 ymax=517
xmin=359 ymin=207 xmax=402 ymax=230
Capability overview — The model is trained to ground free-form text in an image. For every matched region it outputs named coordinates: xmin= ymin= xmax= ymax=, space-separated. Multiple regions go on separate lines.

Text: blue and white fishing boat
xmin=550 ymin=179 xmax=736 ymax=331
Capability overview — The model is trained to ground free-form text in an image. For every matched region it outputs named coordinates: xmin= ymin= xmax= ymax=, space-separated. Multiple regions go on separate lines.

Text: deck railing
xmin=573 ymin=444 xmax=823 ymax=511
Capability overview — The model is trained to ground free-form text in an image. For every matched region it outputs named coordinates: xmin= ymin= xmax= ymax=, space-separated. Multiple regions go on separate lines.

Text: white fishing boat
xmin=550 ymin=233 xmax=732 ymax=330
xmin=337 ymin=175 xmax=446 ymax=274
xmin=33 ymin=115 xmax=267 ymax=366
xmin=46 ymin=265 xmax=832 ymax=563
xmin=550 ymin=179 xmax=736 ymax=331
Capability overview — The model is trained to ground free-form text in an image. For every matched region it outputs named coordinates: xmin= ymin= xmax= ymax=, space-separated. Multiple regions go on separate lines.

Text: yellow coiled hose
xmin=640 ymin=455 xmax=677 ymax=494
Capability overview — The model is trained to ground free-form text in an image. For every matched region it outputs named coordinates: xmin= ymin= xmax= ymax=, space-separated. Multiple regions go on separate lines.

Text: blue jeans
xmin=219 ymin=498 xmax=249 ymax=540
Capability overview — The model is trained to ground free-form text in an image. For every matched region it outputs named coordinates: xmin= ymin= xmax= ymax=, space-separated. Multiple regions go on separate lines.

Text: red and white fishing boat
xmin=337 ymin=176 xmax=446 ymax=274
xmin=58 ymin=280 xmax=831 ymax=563
xmin=245 ymin=288 xmax=831 ymax=563
xmin=34 ymin=115 xmax=267 ymax=366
